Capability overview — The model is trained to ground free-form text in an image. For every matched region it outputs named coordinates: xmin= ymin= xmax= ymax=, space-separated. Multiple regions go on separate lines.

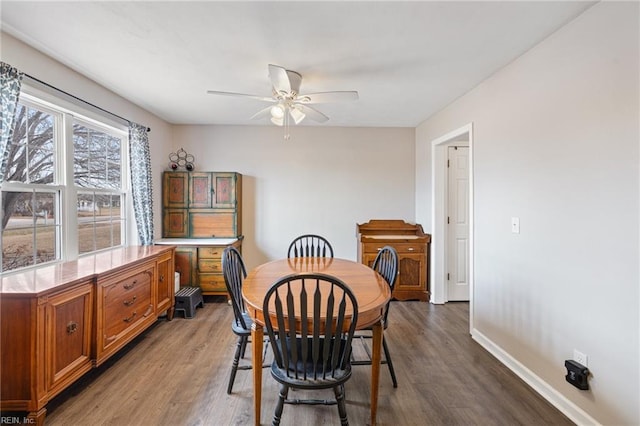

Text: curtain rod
xmin=23 ymin=73 xmax=151 ymax=132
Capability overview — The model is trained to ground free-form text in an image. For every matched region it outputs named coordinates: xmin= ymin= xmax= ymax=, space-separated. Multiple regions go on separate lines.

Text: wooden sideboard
xmin=0 ymin=245 xmax=175 ymax=424
xmin=356 ymin=220 xmax=431 ymax=301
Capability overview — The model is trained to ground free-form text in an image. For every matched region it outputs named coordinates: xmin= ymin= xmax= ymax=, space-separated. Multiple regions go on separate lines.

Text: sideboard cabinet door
xmin=156 ymin=249 xmax=175 ymax=315
xmin=46 ymin=283 xmax=94 ymax=397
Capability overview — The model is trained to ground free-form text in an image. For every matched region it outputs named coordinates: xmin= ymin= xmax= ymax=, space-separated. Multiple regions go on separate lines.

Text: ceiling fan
xmin=207 ymin=64 xmax=358 ymax=139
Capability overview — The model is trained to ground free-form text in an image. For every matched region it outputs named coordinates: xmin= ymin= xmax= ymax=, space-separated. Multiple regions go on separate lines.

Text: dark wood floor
xmin=41 ymin=299 xmax=573 ymax=425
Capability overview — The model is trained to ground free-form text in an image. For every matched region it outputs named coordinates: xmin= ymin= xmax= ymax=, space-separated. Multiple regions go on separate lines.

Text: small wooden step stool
xmin=174 ymin=286 xmax=204 ymax=319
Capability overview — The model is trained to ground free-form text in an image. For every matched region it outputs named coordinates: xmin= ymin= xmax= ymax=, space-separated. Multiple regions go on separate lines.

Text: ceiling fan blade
xmin=207 ymin=90 xmax=274 ymax=102
xmin=268 ymin=64 xmax=291 ymax=94
xmin=250 ymin=106 xmax=273 ymax=120
xmin=286 ymin=70 xmax=302 ymax=94
xmin=297 ymin=91 xmax=359 ymax=104
xmin=296 ymin=104 xmax=329 ymax=123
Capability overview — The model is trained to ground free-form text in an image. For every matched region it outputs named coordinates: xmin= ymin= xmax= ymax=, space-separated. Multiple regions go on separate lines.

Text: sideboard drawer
xmin=97 ymin=263 xmax=156 ymax=361
xmin=103 ymin=271 xmax=152 ymax=310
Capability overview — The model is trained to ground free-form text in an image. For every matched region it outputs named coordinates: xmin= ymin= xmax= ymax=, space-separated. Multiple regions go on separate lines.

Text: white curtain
xmin=128 ymin=122 xmax=154 ymax=245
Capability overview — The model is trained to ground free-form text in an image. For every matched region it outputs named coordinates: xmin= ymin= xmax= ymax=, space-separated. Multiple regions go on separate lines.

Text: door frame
xmin=430 ymin=123 xmax=474 ymax=329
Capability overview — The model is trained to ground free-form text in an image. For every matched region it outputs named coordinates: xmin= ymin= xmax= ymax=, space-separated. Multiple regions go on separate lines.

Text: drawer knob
xmin=124 ymin=280 xmax=137 ymax=290
xmin=123 ymin=312 xmax=137 ymax=323
xmin=66 ymin=321 xmax=78 ymax=335
xmin=408 ymin=247 xmax=414 ymax=251
xmin=159 ymin=274 xmax=164 ymax=282
xmin=123 ymin=296 xmax=137 ymax=306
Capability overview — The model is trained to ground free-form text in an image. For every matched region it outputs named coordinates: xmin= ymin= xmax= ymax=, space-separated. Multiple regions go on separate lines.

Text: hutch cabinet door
xmin=163 ymin=172 xmax=189 ymax=208
xmin=211 ymin=172 xmax=238 ymax=208
xmin=45 ymin=283 xmax=94 ymax=396
xmin=189 ymin=172 xmax=213 ymax=208
xmin=163 ymin=209 xmax=189 ymax=238
xmin=175 ymin=247 xmax=197 ymax=287
xmin=189 ymin=210 xmax=237 ymax=238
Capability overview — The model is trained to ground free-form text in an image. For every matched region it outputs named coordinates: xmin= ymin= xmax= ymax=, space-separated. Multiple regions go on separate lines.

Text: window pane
xmin=1 ymin=191 xmax=58 ymax=272
xmin=77 ymin=193 xmax=123 ymax=254
xmin=5 ymin=104 xmax=55 ymax=184
xmin=73 ymin=124 xmax=122 ymax=189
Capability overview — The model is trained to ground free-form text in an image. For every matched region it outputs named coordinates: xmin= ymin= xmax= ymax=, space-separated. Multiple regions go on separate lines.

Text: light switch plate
xmin=511 ymin=217 xmax=520 ymax=234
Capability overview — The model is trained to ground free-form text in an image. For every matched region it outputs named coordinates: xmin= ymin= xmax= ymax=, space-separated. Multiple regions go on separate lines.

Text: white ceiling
xmin=1 ymin=1 xmax=595 ymax=128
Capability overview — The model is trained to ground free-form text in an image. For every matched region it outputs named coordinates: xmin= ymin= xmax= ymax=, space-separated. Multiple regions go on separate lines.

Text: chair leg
xmin=333 ymin=384 xmax=349 ymax=426
xmin=272 ymin=384 xmax=289 ymax=426
xmin=240 ymin=335 xmax=248 ymax=359
xmin=382 ymin=336 xmax=398 ymax=388
xmin=227 ymin=335 xmax=244 ymax=394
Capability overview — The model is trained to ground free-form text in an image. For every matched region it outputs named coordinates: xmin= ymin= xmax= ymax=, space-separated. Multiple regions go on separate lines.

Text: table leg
xmin=252 ymin=323 xmax=263 ymax=426
xmin=370 ymin=321 xmax=383 ymax=426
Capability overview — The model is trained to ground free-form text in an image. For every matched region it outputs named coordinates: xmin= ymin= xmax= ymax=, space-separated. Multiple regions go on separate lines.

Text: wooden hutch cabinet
xmin=159 ymin=171 xmax=243 ymax=296
xmin=0 ymin=245 xmax=175 ymax=425
xmin=163 ymin=171 xmax=241 ymax=238
xmin=357 ymin=220 xmax=431 ymax=301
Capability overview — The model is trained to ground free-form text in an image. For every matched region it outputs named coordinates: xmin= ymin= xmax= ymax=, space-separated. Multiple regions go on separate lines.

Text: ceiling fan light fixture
xmin=289 ymin=107 xmax=305 ymax=124
xmin=207 ymin=64 xmax=358 ymax=140
xmin=270 ymin=104 xmax=285 ymax=119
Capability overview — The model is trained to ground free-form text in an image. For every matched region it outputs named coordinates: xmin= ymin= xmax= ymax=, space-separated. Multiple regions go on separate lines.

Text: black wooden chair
xmin=263 ymin=273 xmax=358 ymax=426
xmin=351 ymin=245 xmax=399 ymax=387
xmin=287 ymin=234 xmax=334 ymax=258
xmin=222 ymin=246 xmax=266 ymax=394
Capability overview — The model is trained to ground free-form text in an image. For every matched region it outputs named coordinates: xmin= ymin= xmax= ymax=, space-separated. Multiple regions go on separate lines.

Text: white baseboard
xmin=471 ymin=328 xmax=600 ymax=426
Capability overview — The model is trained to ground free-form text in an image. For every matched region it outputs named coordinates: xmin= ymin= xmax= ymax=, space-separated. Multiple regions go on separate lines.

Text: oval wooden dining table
xmin=242 ymin=257 xmax=391 ymax=425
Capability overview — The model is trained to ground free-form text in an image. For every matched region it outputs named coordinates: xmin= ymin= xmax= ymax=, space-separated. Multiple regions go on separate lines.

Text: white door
xmin=447 ymin=146 xmax=470 ymax=301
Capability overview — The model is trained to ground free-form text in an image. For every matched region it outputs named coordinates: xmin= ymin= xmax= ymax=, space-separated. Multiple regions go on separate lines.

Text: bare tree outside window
xmin=1 ymin=103 xmax=58 ymax=271
xmin=73 ymin=122 xmax=124 ymax=255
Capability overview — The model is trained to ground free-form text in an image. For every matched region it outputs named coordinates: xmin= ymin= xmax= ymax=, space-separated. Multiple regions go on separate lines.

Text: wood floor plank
xmin=35 ymin=299 xmax=573 ymax=425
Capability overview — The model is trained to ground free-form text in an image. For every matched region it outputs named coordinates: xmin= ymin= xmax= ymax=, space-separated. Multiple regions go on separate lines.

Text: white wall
xmin=416 ymin=3 xmax=639 ymax=425
xmin=172 ymin=125 xmax=415 ymax=268
xmin=1 ymin=32 xmax=174 ymax=242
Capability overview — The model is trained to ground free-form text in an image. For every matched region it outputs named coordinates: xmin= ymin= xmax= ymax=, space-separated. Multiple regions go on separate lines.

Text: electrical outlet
xmin=574 ymin=349 xmax=588 ymax=367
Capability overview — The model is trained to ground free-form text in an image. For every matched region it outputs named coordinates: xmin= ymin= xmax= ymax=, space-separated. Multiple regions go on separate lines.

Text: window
xmin=73 ymin=121 xmax=125 ymax=254
xmin=1 ymin=91 xmax=128 ymax=273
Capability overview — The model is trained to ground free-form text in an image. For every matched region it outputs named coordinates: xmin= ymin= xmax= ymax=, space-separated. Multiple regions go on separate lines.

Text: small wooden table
xmin=242 ymin=257 xmax=391 ymax=425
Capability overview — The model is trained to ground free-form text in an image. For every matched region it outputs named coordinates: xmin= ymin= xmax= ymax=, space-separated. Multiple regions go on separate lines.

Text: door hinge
xmin=447 ymin=273 xmax=450 ymax=281
xmin=447 ymin=159 xmax=450 ymax=168
xmin=447 ymin=216 xmax=450 ymax=224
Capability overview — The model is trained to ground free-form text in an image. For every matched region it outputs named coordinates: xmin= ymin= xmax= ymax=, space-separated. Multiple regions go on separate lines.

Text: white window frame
xmin=0 ymin=84 xmax=130 ymax=274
